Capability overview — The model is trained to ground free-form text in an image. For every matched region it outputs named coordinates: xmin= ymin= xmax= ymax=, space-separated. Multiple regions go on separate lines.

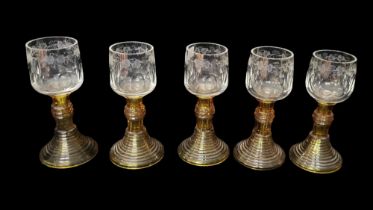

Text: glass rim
xmin=109 ymin=41 xmax=154 ymax=55
xmin=251 ymin=46 xmax=294 ymax=60
xmin=186 ymin=42 xmax=228 ymax=56
xmin=25 ymin=36 xmax=78 ymax=51
xmin=313 ymin=49 xmax=357 ymax=64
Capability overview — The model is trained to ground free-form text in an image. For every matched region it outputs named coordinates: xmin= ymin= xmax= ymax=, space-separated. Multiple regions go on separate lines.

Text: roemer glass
xmin=109 ymin=41 xmax=163 ymax=169
xmin=26 ymin=36 xmax=98 ymax=168
xmin=178 ymin=42 xmax=229 ymax=166
xmin=234 ymin=46 xmax=294 ymax=170
xmin=289 ymin=49 xmax=357 ymax=174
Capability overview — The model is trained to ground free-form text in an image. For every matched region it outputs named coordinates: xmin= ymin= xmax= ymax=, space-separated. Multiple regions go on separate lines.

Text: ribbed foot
xmin=289 ymin=133 xmax=342 ymax=174
xmin=40 ymin=129 xmax=98 ymax=169
xmin=178 ymin=128 xmax=229 ymax=166
xmin=233 ymin=134 xmax=285 ymax=170
xmin=110 ymin=129 xmax=164 ymax=169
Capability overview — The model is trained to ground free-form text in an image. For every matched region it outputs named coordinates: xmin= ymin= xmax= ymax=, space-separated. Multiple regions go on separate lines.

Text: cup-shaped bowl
xmin=109 ymin=41 xmax=156 ymax=98
xmin=306 ymin=49 xmax=357 ymax=104
xmin=26 ymin=36 xmax=83 ymax=96
xmin=184 ymin=42 xmax=228 ymax=98
xmin=246 ymin=46 xmax=294 ymax=101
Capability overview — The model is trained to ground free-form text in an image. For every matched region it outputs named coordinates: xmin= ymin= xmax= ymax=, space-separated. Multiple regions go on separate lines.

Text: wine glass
xmin=178 ymin=42 xmax=229 ymax=166
xmin=289 ymin=49 xmax=357 ymax=174
xmin=26 ymin=36 xmax=98 ymax=168
xmin=234 ymin=46 xmax=294 ymax=170
xmin=109 ymin=41 xmax=163 ymax=169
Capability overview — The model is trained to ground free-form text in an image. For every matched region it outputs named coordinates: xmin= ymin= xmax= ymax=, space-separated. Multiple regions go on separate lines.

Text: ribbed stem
xmin=233 ymin=100 xmax=285 ymax=170
xmin=109 ymin=97 xmax=163 ymax=169
xmin=289 ymin=103 xmax=342 ymax=174
xmin=178 ymin=97 xmax=229 ymax=166
xmin=39 ymin=94 xmax=98 ymax=169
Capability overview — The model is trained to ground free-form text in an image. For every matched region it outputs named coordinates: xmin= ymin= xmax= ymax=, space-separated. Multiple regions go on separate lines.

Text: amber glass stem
xmin=195 ymin=98 xmax=214 ymax=130
xmin=52 ymin=94 xmax=75 ymax=131
xmin=312 ymin=103 xmax=334 ymax=136
xmin=253 ymin=101 xmax=274 ymax=135
xmin=125 ymin=98 xmax=145 ymax=132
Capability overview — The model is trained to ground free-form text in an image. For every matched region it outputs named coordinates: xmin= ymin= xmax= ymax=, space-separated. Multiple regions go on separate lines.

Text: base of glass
xmin=40 ymin=128 xmax=98 ymax=169
xmin=289 ymin=132 xmax=342 ymax=174
xmin=110 ymin=129 xmax=164 ymax=170
xmin=178 ymin=128 xmax=229 ymax=166
xmin=234 ymin=133 xmax=285 ymax=170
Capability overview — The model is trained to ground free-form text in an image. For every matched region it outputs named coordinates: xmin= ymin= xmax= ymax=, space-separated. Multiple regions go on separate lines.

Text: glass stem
xmin=253 ymin=101 xmax=274 ymax=135
xmin=312 ymin=103 xmax=334 ymax=136
xmin=195 ymin=98 xmax=214 ymax=130
xmin=51 ymin=94 xmax=75 ymax=131
xmin=125 ymin=98 xmax=145 ymax=132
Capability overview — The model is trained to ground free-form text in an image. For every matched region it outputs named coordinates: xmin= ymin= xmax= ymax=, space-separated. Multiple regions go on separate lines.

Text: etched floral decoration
xmin=26 ymin=37 xmax=83 ymax=96
xmin=109 ymin=41 xmax=156 ymax=97
xmin=306 ymin=50 xmax=357 ymax=104
xmin=108 ymin=41 xmax=163 ymax=169
xmin=184 ymin=42 xmax=228 ymax=97
xmin=233 ymin=46 xmax=294 ymax=170
xmin=178 ymin=42 xmax=230 ymax=167
xmin=289 ymin=49 xmax=357 ymax=174
xmin=246 ymin=46 xmax=294 ymax=101
xmin=25 ymin=36 xmax=98 ymax=169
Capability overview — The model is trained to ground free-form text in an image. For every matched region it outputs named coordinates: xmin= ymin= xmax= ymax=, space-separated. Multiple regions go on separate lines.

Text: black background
xmin=5 ymin=2 xmax=371 ymax=195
